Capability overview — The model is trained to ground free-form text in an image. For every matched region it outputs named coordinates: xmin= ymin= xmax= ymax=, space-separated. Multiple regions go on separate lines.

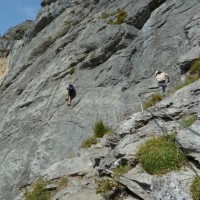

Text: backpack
xmin=68 ymin=84 xmax=75 ymax=93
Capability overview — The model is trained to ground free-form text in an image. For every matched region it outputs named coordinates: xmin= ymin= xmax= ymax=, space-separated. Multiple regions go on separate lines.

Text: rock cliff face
xmin=0 ymin=0 xmax=200 ymax=199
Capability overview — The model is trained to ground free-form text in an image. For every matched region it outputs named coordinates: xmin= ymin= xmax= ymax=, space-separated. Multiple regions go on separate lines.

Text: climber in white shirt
xmin=155 ymin=70 xmax=170 ymax=96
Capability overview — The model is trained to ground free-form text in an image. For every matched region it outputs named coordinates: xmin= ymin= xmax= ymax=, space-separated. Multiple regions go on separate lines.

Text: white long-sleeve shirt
xmin=156 ymin=72 xmax=169 ymax=82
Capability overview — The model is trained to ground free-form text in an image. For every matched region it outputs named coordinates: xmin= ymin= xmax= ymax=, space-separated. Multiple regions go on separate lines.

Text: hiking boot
xmin=68 ymin=103 xmax=71 ymax=106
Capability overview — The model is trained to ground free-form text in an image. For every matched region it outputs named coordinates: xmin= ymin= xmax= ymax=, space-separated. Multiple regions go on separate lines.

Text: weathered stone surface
xmin=45 ymin=183 xmax=58 ymax=191
xmin=177 ymin=120 xmax=200 ymax=163
xmin=52 ymin=176 xmax=103 ymax=200
xmin=150 ymin=170 xmax=194 ymax=200
xmin=0 ymin=37 xmax=13 ymax=57
xmin=123 ymin=165 xmax=153 ymax=187
xmin=0 ymin=0 xmax=200 ymax=199
xmin=42 ymin=156 xmax=94 ymax=180
xmin=34 ymin=0 xmax=77 ymax=36
xmin=123 ymin=196 xmax=139 ymax=200
xmin=4 ymin=20 xmax=34 ymax=40
xmin=120 ymin=176 xmax=150 ymax=200
xmin=113 ymin=134 xmax=144 ymax=159
xmin=96 ymin=150 xmax=117 ymax=176
xmin=115 ymin=111 xmax=153 ymax=136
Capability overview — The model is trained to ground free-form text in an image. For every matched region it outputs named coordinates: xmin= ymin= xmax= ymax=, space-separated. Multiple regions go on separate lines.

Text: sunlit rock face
xmin=0 ymin=0 xmax=200 ymax=199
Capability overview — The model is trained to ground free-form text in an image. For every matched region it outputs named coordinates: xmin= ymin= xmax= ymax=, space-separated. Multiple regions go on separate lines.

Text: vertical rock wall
xmin=0 ymin=0 xmax=200 ymax=199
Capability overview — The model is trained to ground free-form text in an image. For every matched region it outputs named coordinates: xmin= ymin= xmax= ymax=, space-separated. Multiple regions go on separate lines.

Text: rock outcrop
xmin=3 ymin=20 xmax=34 ymax=40
xmin=0 ymin=57 xmax=8 ymax=85
xmin=0 ymin=0 xmax=200 ymax=199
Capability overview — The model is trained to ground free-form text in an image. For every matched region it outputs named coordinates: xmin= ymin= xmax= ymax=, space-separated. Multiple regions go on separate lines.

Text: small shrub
xmin=96 ymin=178 xmax=125 ymax=199
xmin=113 ymin=164 xmax=132 ymax=179
xmin=137 ymin=135 xmax=186 ymax=175
xmin=80 ymin=135 xmax=97 ymax=148
xmin=143 ymin=93 xmax=163 ymax=109
xmin=174 ymin=76 xmax=197 ymax=91
xmin=115 ymin=9 xmax=128 ymax=24
xmin=190 ymin=176 xmax=200 ymax=200
xmin=181 ymin=114 xmax=197 ymax=127
xmin=25 ymin=179 xmax=51 ymax=200
xmin=93 ymin=120 xmax=110 ymax=138
xmin=69 ymin=67 xmax=76 ymax=75
xmin=190 ymin=58 xmax=200 ymax=78
xmin=108 ymin=9 xmax=127 ymax=25
xmin=80 ymin=120 xmax=111 ymax=148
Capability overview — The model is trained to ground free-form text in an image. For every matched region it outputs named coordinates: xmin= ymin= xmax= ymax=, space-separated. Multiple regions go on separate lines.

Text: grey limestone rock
xmin=150 ymin=170 xmax=194 ymax=200
xmin=0 ymin=0 xmax=200 ymax=199
xmin=3 ymin=20 xmax=34 ymax=40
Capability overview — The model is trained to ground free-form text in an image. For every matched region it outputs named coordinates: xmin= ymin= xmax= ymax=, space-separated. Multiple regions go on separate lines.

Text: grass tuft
xmin=25 ymin=179 xmax=51 ymax=200
xmin=96 ymin=178 xmax=125 ymax=199
xmin=181 ymin=114 xmax=197 ymax=127
xmin=81 ymin=120 xmax=111 ymax=148
xmin=80 ymin=135 xmax=97 ymax=148
xmin=69 ymin=67 xmax=76 ymax=75
xmin=174 ymin=76 xmax=197 ymax=91
xmin=93 ymin=120 xmax=110 ymax=138
xmin=113 ymin=164 xmax=132 ymax=179
xmin=108 ymin=9 xmax=127 ymax=25
xmin=190 ymin=176 xmax=200 ymax=200
xmin=137 ymin=135 xmax=186 ymax=175
xmin=143 ymin=93 xmax=163 ymax=109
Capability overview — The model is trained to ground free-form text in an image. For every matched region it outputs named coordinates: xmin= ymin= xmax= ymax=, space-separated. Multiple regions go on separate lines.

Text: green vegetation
xmin=95 ymin=163 xmax=131 ymax=198
xmin=108 ymin=9 xmax=128 ymax=25
xmin=174 ymin=76 xmax=197 ymax=91
xmin=25 ymin=179 xmax=51 ymax=200
xmin=69 ymin=67 xmax=76 ymax=75
xmin=81 ymin=120 xmax=111 ymax=148
xmin=81 ymin=135 xmax=97 ymax=148
xmin=96 ymin=178 xmax=125 ymax=199
xmin=137 ymin=135 xmax=186 ymax=175
xmin=25 ymin=177 xmax=69 ymax=200
xmin=101 ymin=12 xmax=110 ymax=19
xmin=181 ymin=114 xmax=197 ymax=127
xmin=174 ymin=57 xmax=200 ymax=91
xmin=143 ymin=93 xmax=163 ymax=109
xmin=113 ymin=164 xmax=132 ymax=179
xmin=190 ymin=176 xmax=200 ymax=200
xmin=93 ymin=120 xmax=110 ymax=138
xmin=190 ymin=58 xmax=200 ymax=78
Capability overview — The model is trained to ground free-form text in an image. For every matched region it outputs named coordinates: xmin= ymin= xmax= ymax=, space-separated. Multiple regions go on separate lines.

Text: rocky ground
xmin=0 ymin=0 xmax=200 ymax=199
xmin=20 ymin=79 xmax=199 ymax=200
